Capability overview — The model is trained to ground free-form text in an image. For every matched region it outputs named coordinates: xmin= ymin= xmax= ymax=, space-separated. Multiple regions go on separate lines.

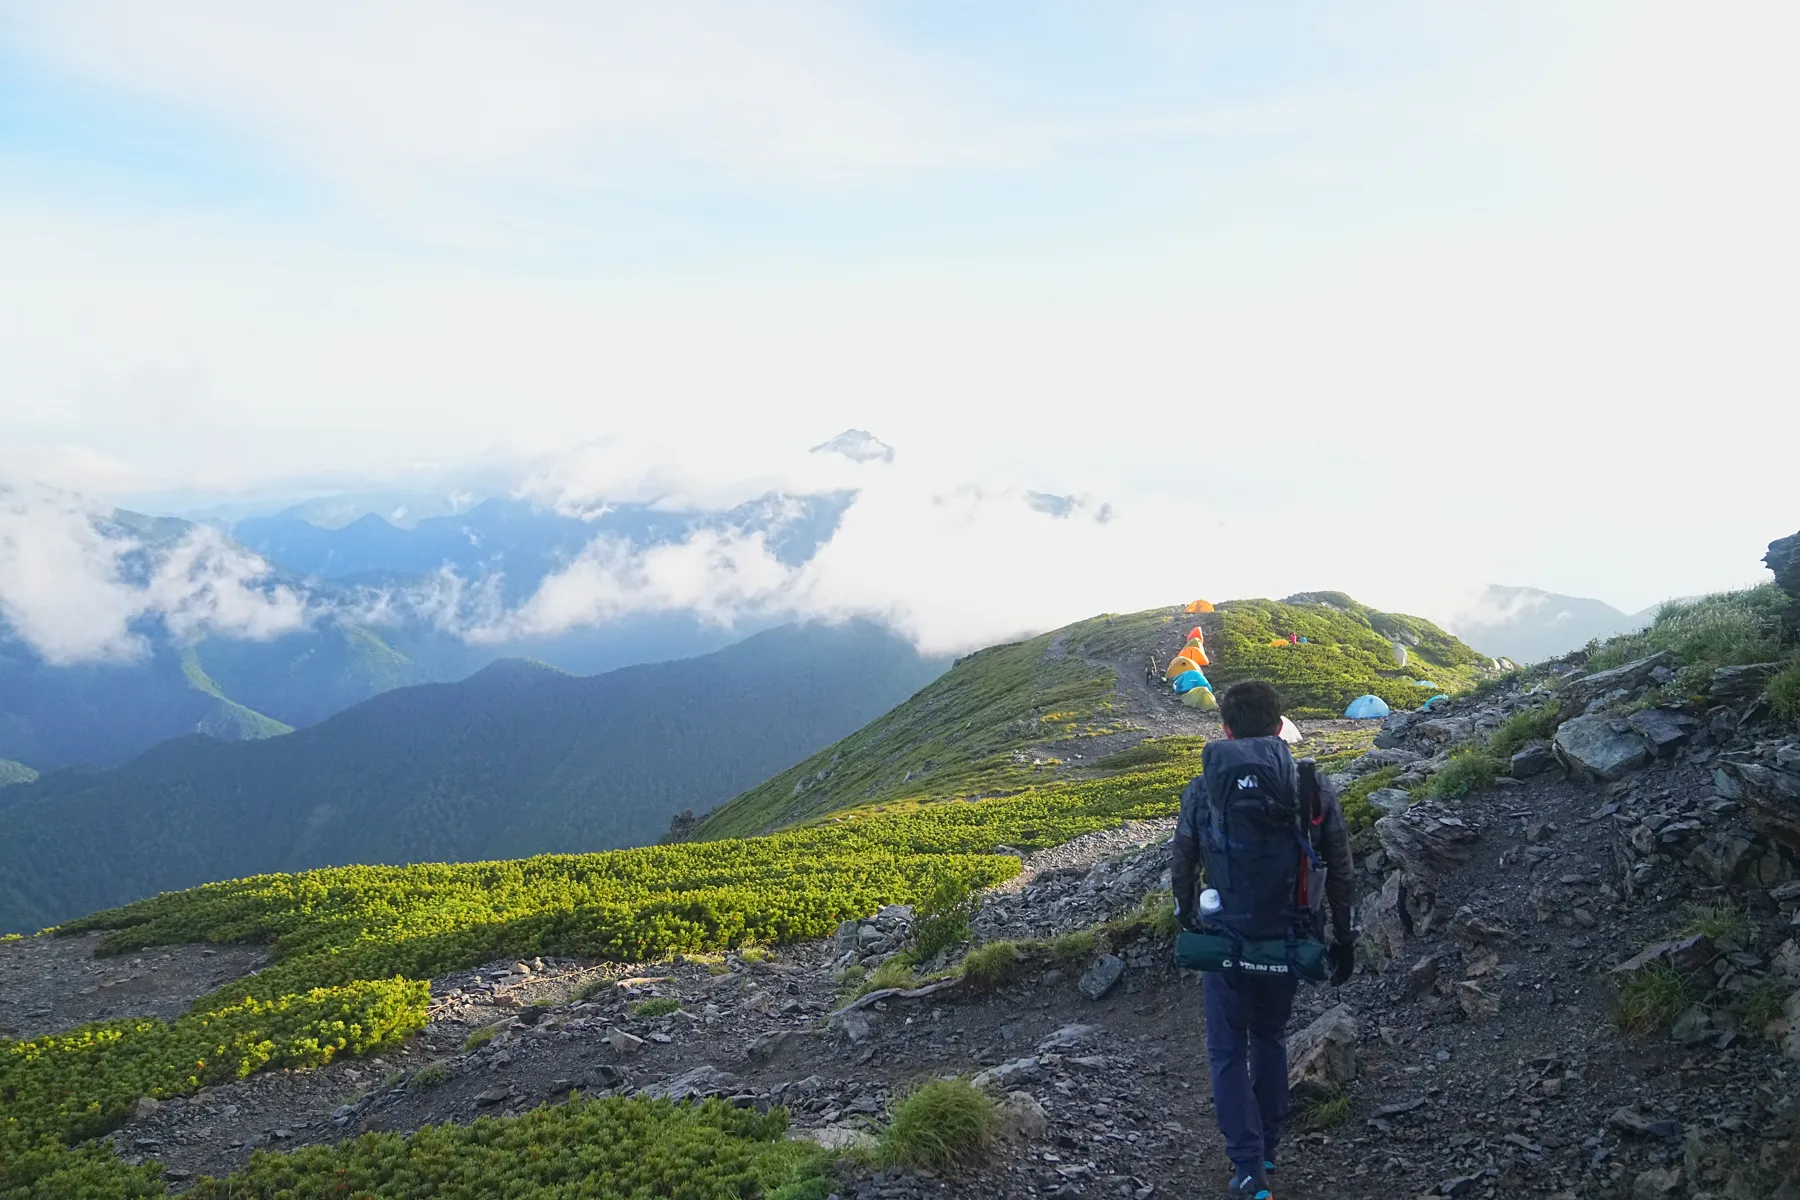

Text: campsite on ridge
xmin=6 ymin=8 xmax=1798 ymax=1197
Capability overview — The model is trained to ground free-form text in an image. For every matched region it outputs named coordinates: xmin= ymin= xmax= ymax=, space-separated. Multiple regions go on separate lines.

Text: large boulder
xmin=1287 ymin=1004 xmax=1358 ymax=1102
xmin=1554 ymin=714 xmax=1653 ymax=781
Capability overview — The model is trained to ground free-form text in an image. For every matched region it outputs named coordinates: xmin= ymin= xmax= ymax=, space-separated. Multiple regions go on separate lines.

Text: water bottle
xmin=1199 ymin=888 xmax=1222 ymax=917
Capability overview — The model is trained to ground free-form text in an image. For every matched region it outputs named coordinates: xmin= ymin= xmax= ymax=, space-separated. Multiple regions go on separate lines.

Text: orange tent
xmin=1182 ymin=645 xmax=1210 ymax=666
xmin=1186 ymin=626 xmax=1206 ymax=642
xmin=1184 ymin=599 xmax=1215 ymax=614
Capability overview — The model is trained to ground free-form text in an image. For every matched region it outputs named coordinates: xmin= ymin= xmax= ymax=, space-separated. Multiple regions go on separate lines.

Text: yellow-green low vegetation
xmin=1338 ymin=766 xmax=1401 ymax=830
xmin=629 ymin=997 xmax=681 ymax=1018
xmin=699 ymin=596 xmax=1484 ymax=839
xmin=4 ymin=755 xmax=1194 ymax=1195
xmin=184 ymin=1097 xmax=832 ymax=1200
xmin=2 ymin=594 xmax=1474 ymax=1196
xmin=1206 ymin=594 xmax=1489 ymax=716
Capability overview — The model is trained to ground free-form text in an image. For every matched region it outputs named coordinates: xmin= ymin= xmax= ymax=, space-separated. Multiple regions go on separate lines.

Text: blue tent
xmin=1171 ymin=669 xmax=1211 ymax=694
xmin=1421 ymin=694 xmax=1451 ymax=711
xmin=1344 ymin=694 xmax=1391 ymax=719
xmin=1413 ymin=680 xmax=1437 ymax=688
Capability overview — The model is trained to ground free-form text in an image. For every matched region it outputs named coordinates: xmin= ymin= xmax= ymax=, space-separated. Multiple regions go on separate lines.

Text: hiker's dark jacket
xmin=1169 ymin=735 xmax=1355 ymax=943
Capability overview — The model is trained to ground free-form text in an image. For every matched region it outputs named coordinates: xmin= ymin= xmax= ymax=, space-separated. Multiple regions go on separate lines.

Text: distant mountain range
xmin=0 ymin=620 xmax=948 ymax=933
xmin=0 ymin=490 xmax=860 ymax=771
xmin=1447 ymin=585 xmax=1656 ymax=664
xmin=233 ymin=493 xmax=854 ymax=601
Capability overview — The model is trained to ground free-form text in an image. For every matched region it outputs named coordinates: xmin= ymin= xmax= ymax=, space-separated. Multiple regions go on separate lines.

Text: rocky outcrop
xmin=1710 ymin=662 xmax=1782 ymax=704
xmin=1718 ymin=748 xmax=1800 ymax=855
xmin=1768 ymin=527 xmax=1800 ymax=635
xmin=1554 ymin=714 xmax=1653 ymax=781
xmin=1561 ymin=652 xmax=1673 ymax=713
xmin=1366 ymin=806 xmax=1481 ymax=953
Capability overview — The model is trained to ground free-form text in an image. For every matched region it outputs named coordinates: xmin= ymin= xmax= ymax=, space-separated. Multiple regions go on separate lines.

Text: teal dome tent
xmin=1344 ymin=694 xmax=1391 ymax=719
xmin=1171 ymin=669 xmax=1211 ymax=694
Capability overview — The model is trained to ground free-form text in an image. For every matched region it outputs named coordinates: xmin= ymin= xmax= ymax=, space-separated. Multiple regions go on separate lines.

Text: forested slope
xmin=0 ymin=621 xmax=946 ymax=932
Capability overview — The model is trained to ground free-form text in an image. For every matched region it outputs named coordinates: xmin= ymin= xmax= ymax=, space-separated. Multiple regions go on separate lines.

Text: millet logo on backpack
xmin=1236 ymin=775 xmax=1258 ymax=790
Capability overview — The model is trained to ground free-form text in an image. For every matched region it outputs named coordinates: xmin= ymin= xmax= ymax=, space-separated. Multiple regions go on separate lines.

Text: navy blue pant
xmin=1203 ymin=969 xmax=1299 ymax=1174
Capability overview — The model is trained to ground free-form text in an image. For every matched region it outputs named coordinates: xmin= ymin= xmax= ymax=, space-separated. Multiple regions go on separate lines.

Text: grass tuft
xmin=877 ymin=1079 xmax=998 ymax=1172
xmin=1486 ymin=702 xmax=1561 ymax=758
xmin=1735 ymin=979 xmax=1787 ymax=1032
xmin=1302 ymin=1093 xmax=1351 ymax=1130
xmin=630 ymin=997 xmax=681 ymax=1018
xmin=1615 ymin=962 xmax=1698 ymax=1036
xmin=410 ymin=1062 xmax=450 ymax=1090
xmin=1680 ymin=901 xmax=1748 ymax=943
xmin=1769 ymin=658 xmax=1800 ymax=724
xmin=859 ymin=958 xmax=919 ymax=996
xmin=1420 ymin=750 xmax=1502 ymax=801
xmin=1049 ymin=929 xmax=1098 ymax=967
xmin=463 ymin=1024 xmax=501 ymax=1051
xmin=1588 ymin=585 xmax=1788 ymax=673
xmin=572 ymin=977 xmax=614 ymax=1003
xmin=1098 ymin=893 xmax=1180 ymax=947
xmin=958 ymin=941 xmax=1025 ymax=991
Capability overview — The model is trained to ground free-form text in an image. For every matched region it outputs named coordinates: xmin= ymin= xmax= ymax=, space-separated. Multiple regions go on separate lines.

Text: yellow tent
xmin=1182 ymin=686 xmax=1218 ymax=710
xmin=1268 ymin=637 xmax=1290 ymax=648
xmin=1184 ymin=599 xmax=1215 ymax=614
xmin=1184 ymin=637 xmax=1206 ymax=653
xmin=1165 ymin=654 xmax=1204 ymax=680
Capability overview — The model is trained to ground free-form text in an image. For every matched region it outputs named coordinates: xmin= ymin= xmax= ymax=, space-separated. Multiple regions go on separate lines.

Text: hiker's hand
xmin=1328 ymin=937 xmax=1355 ymax=987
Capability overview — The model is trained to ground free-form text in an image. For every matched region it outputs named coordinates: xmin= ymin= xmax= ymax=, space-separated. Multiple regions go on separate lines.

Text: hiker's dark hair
xmin=1219 ymin=680 xmax=1283 ymax=738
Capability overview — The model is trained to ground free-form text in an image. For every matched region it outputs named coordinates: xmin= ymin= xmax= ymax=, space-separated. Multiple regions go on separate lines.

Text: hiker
xmin=1170 ymin=680 xmax=1356 ymax=1200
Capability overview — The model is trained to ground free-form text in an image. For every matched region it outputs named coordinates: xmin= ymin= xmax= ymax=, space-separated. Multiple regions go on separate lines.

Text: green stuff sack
xmin=1174 ymin=930 xmax=1328 ymax=983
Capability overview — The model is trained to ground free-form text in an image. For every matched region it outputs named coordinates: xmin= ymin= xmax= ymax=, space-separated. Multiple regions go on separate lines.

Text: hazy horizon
xmin=3 ymin=3 xmax=1794 ymax=662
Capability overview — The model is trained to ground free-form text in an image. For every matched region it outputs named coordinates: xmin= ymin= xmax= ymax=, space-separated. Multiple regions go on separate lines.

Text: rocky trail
xmin=7 ymin=656 xmax=1800 ymax=1199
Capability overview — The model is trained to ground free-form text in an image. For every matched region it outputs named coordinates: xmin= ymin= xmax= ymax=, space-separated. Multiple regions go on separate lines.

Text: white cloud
xmin=1 ymin=1 xmax=1794 ymax=646
xmin=0 ymin=486 xmax=310 ymax=664
xmin=0 ymin=1 xmax=1002 ymax=196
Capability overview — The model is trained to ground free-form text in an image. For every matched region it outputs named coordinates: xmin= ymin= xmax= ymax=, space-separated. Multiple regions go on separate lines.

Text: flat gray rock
xmin=1554 ymin=714 xmax=1653 ymax=780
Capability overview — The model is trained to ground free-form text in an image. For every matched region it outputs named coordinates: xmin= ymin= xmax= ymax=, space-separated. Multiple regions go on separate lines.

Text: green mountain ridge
xmin=0 ymin=621 xmax=948 ymax=934
xmin=695 ymin=593 xmax=1491 ymax=839
xmin=0 ymin=621 xmax=434 ymax=770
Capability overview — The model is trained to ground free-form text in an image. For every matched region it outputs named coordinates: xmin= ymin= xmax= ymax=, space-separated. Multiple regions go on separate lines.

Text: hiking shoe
xmin=1227 ymin=1166 xmax=1272 ymax=1199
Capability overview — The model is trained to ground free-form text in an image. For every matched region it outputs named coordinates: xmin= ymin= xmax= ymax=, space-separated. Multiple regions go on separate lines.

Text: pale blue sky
xmin=0 ymin=2 xmax=1794 ymax=645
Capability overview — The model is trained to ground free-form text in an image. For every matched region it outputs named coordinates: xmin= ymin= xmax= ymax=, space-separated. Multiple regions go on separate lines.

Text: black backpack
xmin=1187 ymin=737 xmax=1326 ymax=942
